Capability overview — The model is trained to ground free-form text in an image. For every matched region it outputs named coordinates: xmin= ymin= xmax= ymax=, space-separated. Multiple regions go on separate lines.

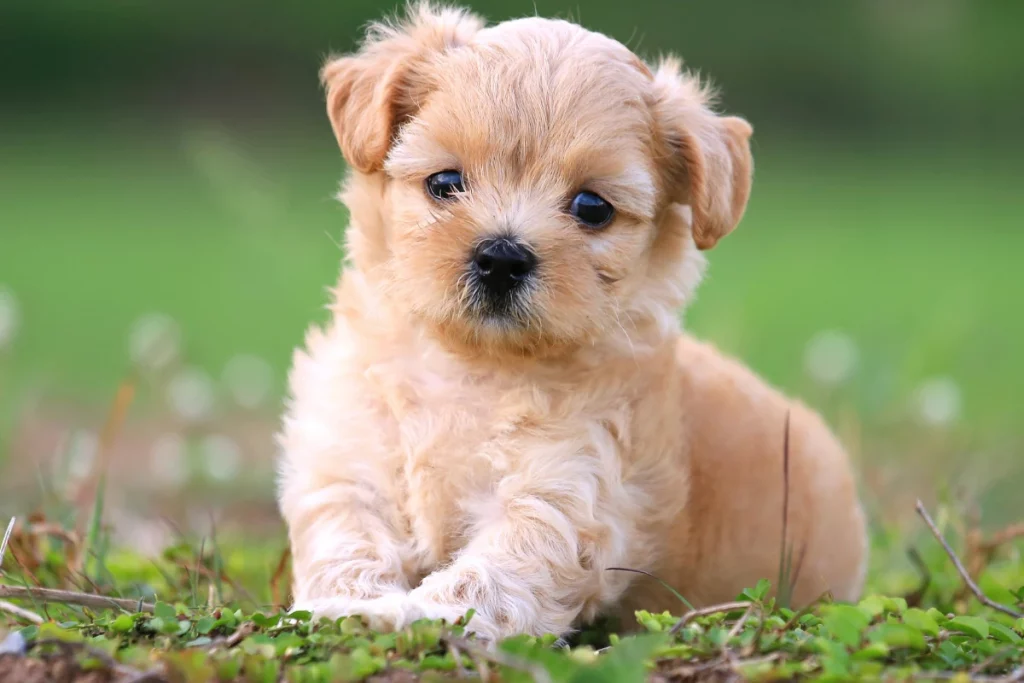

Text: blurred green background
xmin=1 ymin=0 xmax=1022 ymax=533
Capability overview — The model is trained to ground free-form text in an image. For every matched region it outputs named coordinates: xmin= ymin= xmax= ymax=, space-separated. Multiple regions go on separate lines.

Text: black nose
xmin=471 ymin=238 xmax=537 ymax=297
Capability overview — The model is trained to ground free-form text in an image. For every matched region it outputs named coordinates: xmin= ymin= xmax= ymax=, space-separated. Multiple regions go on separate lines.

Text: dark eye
xmin=426 ymin=170 xmax=465 ymax=200
xmin=569 ymin=191 xmax=614 ymax=229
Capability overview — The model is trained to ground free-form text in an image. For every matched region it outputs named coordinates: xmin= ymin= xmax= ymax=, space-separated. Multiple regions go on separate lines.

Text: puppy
xmin=277 ymin=3 xmax=867 ymax=641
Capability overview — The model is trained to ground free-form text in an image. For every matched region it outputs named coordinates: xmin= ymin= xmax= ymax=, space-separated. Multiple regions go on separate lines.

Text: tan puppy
xmin=277 ymin=3 xmax=867 ymax=641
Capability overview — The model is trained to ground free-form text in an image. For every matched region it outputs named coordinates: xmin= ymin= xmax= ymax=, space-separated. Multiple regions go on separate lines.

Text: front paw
xmin=403 ymin=595 xmax=503 ymax=643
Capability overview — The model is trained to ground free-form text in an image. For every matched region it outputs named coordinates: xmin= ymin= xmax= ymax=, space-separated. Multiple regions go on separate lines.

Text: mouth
xmin=466 ymin=272 xmax=533 ymax=326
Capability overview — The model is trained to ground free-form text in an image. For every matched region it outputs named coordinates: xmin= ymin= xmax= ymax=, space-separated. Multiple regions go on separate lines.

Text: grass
xmin=0 ymin=500 xmax=1022 ymax=682
xmin=2 ymin=126 xmax=1024 ymax=426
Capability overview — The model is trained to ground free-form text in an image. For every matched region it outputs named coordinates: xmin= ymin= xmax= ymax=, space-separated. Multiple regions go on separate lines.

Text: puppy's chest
xmin=365 ymin=360 xmax=569 ymax=557
xmin=371 ymin=361 xmax=531 ymax=476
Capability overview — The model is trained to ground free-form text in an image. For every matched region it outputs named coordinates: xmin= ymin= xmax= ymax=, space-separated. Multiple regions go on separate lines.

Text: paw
xmin=403 ymin=595 xmax=503 ymax=643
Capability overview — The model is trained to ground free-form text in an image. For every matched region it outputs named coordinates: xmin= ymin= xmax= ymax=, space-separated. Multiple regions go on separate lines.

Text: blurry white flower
xmin=67 ymin=430 xmax=99 ymax=480
xmin=200 ymin=434 xmax=242 ymax=482
xmin=915 ymin=377 xmax=962 ymax=427
xmin=222 ymin=354 xmax=274 ymax=409
xmin=129 ymin=313 xmax=181 ymax=372
xmin=0 ymin=286 xmax=20 ymax=349
xmin=167 ymin=367 xmax=216 ymax=423
xmin=804 ymin=330 xmax=859 ymax=386
xmin=150 ymin=433 xmax=190 ymax=487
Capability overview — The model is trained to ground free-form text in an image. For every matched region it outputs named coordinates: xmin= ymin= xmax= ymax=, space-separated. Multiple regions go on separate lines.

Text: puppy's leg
xmin=405 ymin=449 xmax=634 ymax=641
xmin=281 ymin=471 xmax=415 ymax=628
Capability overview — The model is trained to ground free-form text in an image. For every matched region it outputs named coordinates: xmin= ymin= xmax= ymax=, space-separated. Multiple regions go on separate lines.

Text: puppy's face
xmin=324 ymin=5 xmax=753 ymax=357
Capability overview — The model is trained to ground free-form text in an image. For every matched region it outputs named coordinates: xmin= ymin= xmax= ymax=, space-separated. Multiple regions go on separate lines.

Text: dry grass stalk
xmin=960 ymin=521 xmax=1024 ymax=604
xmin=0 ymin=517 xmax=14 ymax=568
xmin=0 ymin=598 xmax=43 ymax=624
xmin=270 ymin=546 xmax=292 ymax=611
xmin=668 ymin=601 xmax=753 ymax=637
xmin=0 ymin=585 xmax=155 ymax=614
xmin=72 ymin=375 xmax=136 ymax=534
xmin=915 ymin=500 xmax=1023 ymax=619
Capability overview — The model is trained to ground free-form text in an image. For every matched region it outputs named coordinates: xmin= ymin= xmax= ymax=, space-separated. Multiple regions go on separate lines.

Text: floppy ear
xmin=651 ymin=57 xmax=753 ymax=250
xmin=320 ymin=3 xmax=483 ymax=173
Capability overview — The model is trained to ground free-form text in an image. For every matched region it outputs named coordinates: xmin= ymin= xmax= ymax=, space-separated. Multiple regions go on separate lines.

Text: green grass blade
xmin=83 ymin=474 xmax=108 ymax=582
xmin=607 ymin=567 xmax=695 ymax=611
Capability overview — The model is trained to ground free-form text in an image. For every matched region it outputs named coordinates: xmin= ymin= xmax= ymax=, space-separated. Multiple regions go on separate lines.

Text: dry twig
xmin=196 ymin=620 xmax=257 ymax=653
xmin=270 ymin=546 xmax=292 ymax=610
xmin=982 ymin=523 xmax=1024 ymax=553
xmin=224 ymin=621 xmax=257 ymax=648
xmin=655 ymin=653 xmax=780 ymax=682
xmin=0 ymin=585 xmax=155 ymax=614
xmin=726 ymin=603 xmax=758 ymax=642
xmin=0 ymin=598 xmax=43 ymax=624
xmin=668 ymin=601 xmax=752 ymax=636
xmin=957 ymin=518 xmax=1024 ymax=605
xmin=0 ymin=517 xmax=14 ymax=569
xmin=969 ymin=522 xmax=1024 ymax=591
xmin=915 ymin=500 xmax=1023 ymax=619
xmin=777 ymin=411 xmax=792 ymax=596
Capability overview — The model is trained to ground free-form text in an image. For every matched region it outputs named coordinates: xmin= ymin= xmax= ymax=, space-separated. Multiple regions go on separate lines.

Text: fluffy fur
xmin=277 ymin=3 xmax=867 ymax=641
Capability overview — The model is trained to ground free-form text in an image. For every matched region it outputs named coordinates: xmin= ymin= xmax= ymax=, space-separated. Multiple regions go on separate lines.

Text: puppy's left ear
xmin=320 ymin=3 xmax=483 ymax=173
xmin=651 ymin=58 xmax=753 ymax=250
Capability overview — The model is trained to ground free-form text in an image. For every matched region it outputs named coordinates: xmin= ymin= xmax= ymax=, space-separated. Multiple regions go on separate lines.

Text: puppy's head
xmin=324 ymin=3 xmax=753 ymax=357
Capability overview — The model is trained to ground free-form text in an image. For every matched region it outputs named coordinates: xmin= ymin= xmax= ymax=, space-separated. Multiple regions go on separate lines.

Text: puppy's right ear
xmin=321 ymin=3 xmax=483 ymax=173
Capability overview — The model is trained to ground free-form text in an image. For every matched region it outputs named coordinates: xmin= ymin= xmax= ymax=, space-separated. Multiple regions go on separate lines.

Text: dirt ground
xmin=0 ymin=653 xmax=115 ymax=683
